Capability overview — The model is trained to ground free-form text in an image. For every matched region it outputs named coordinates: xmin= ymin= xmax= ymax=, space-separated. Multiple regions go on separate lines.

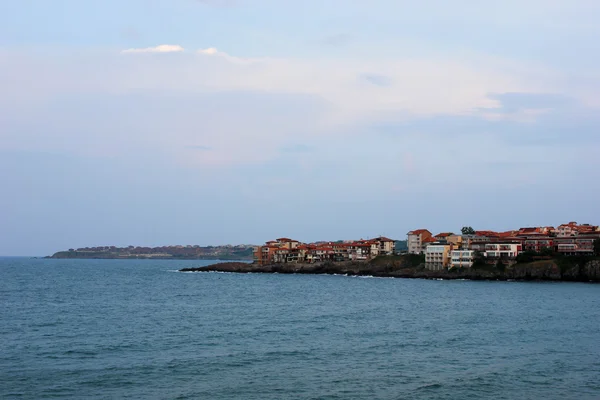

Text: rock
xmin=179 ymin=257 xmax=600 ymax=282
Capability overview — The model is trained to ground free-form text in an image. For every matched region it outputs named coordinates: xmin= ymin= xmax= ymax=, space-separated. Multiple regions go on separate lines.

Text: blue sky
xmin=1 ymin=0 xmax=600 ymax=255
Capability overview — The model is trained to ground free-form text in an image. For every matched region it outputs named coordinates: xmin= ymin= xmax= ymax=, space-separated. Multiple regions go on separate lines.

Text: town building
xmin=484 ymin=242 xmax=522 ymax=264
xmin=450 ymin=250 xmax=476 ymax=268
xmin=407 ymin=229 xmax=432 ymax=254
xmin=523 ymin=237 xmax=554 ymax=253
xmin=425 ymin=242 xmax=452 ymax=270
xmin=554 ymin=235 xmax=599 ymax=256
xmin=434 ymin=232 xmax=453 ymax=241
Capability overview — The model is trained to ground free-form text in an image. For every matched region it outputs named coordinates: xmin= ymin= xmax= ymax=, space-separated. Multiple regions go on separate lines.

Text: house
xmin=556 ymin=222 xmax=599 ymax=238
xmin=407 ymin=229 xmax=432 ymax=254
xmin=556 ymin=222 xmax=579 ymax=237
xmin=348 ymin=242 xmax=372 ymax=261
xmin=370 ymin=236 xmax=396 ymax=255
xmin=425 ymin=242 xmax=452 ymax=270
xmin=450 ymin=250 xmax=476 ymax=268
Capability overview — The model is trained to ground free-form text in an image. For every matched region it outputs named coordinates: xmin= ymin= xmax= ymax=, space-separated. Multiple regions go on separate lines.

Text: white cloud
xmin=198 ymin=47 xmax=219 ymax=55
xmin=197 ymin=47 xmax=254 ymax=64
xmin=0 ymin=44 xmax=589 ymax=168
xmin=121 ymin=44 xmax=185 ymax=54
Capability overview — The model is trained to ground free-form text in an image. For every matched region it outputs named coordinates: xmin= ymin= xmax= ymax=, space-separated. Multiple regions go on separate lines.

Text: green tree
xmin=461 ymin=226 xmax=476 ymax=235
xmin=594 ymin=238 xmax=600 ymax=257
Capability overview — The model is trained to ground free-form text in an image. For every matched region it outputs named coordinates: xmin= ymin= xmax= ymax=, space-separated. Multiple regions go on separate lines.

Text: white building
xmin=450 ymin=250 xmax=475 ymax=268
xmin=425 ymin=243 xmax=451 ymax=270
xmin=484 ymin=243 xmax=521 ymax=261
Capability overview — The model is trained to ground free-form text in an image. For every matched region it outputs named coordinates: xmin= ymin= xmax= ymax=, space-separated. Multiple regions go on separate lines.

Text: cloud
xmin=198 ymin=47 xmax=219 ymax=55
xmin=2 ymin=43 xmax=598 ymax=171
xmin=197 ymin=47 xmax=253 ymax=64
xmin=121 ymin=44 xmax=185 ymax=54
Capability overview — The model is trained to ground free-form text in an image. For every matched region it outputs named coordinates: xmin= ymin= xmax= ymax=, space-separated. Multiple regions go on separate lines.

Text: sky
xmin=2 ymin=0 xmax=600 ymax=255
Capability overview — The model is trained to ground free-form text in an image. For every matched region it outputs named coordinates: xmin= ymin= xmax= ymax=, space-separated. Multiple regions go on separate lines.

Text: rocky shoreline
xmin=179 ymin=257 xmax=600 ymax=282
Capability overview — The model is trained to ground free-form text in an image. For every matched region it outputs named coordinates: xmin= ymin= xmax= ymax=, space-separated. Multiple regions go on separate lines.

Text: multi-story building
xmin=484 ymin=242 xmax=522 ymax=263
xmin=523 ymin=237 xmax=554 ymax=253
xmin=371 ymin=236 xmax=396 ymax=255
xmin=556 ymin=222 xmax=577 ymax=237
xmin=425 ymin=242 xmax=452 ymax=270
xmin=554 ymin=235 xmax=598 ymax=256
xmin=450 ymin=250 xmax=476 ymax=268
xmin=407 ymin=229 xmax=432 ymax=254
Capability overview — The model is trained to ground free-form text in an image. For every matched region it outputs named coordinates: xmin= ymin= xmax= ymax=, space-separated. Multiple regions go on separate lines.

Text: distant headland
xmin=47 ymin=244 xmax=255 ymax=260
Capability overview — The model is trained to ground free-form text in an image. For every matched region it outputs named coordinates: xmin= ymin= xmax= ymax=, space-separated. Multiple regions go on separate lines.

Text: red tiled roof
xmin=409 ymin=229 xmax=430 ymax=235
xmin=435 ymin=232 xmax=453 ymax=238
xmin=422 ymin=237 xmax=437 ymax=243
xmin=518 ymin=227 xmax=540 ymax=233
xmin=498 ymin=231 xmax=515 ymax=237
xmin=372 ymin=236 xmax=394 ymax=242
xmin=475 ymin=231 xmax=500 ymax=237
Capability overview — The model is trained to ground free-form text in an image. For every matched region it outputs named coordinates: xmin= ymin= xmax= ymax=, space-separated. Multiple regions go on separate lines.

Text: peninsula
xmin=180 ymin=221 xmax=600 ymax=282
xmin=48 ymin=244 xmax=255 ymax=260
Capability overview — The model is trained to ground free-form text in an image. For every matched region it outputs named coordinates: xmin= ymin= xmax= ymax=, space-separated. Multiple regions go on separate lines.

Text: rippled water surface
xmin=2 ymin=257 xmax=600 ymax=399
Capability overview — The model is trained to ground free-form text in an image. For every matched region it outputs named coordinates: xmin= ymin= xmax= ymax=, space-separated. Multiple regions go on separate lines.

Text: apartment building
xmin=425 ymin=242 xmax=452 ymax=270
xmin=407 ymin=229 xmax=432 ymax=254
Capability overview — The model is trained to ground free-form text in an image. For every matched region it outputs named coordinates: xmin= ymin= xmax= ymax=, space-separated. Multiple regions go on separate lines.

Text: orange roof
xmin=409 ymin=229 xmax=430 ymax=235
xmin=435 ymin=232 xmax=453 ymax=237
xmin=422 ymin=237 xmax=437 ymax=243
xmin=372 ymin=236 xmax=394 ymax=242
xmin=498 ymin=231 xmax=515 ymax=237
xmin=475 ymin=230 xmax=500 ymax=237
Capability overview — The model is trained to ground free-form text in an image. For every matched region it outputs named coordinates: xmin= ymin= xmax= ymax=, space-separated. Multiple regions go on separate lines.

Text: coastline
xmin=180 ymin=258 xmax=600 ymax=283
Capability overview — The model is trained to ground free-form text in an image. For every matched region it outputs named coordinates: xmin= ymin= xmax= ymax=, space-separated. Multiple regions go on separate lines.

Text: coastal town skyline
xmin=251 ymin=221 xmax=600 ymax=267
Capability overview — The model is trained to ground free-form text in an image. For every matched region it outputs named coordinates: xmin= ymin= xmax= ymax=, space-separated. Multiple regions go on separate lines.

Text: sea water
xmin=1 ymin=257 xmax=599 ymax=399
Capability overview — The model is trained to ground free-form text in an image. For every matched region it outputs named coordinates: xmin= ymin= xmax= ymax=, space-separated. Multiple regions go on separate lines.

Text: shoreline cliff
xmin=179 ymin=256 xmax=600 ymax=283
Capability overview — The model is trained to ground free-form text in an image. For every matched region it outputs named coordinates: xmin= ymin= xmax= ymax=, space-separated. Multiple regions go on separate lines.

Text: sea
xmin=1 ymin=257 xmax=599 ymax=399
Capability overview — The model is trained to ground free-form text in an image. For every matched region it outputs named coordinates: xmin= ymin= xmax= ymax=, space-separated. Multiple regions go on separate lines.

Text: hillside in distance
xmin=48 ymin=244 xmax=256 ymax=260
